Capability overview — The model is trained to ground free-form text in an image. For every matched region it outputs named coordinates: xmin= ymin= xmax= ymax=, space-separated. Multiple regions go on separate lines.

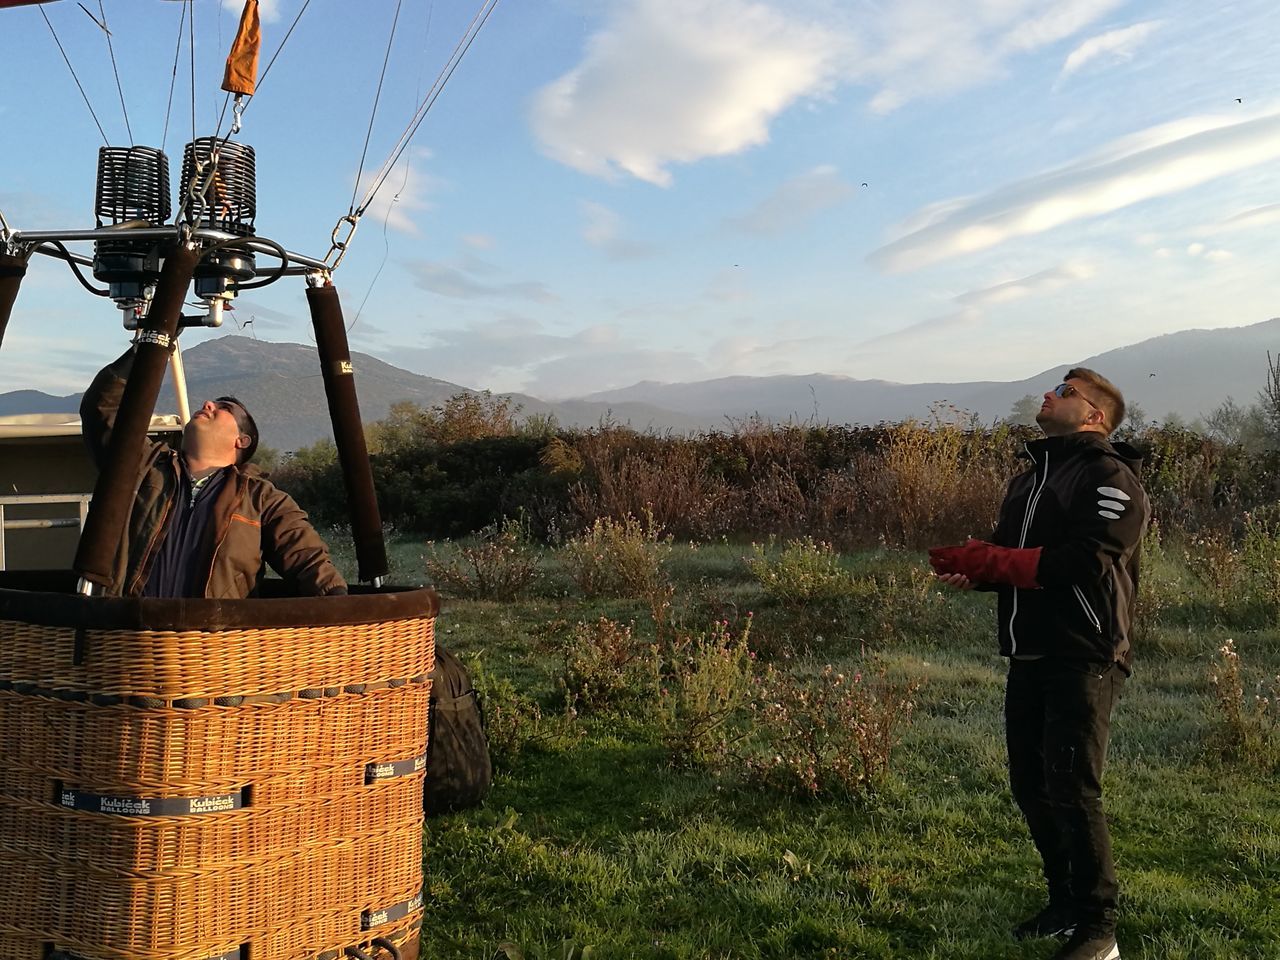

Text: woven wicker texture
xmin=0 ymin=586 xmax=435 ymax=960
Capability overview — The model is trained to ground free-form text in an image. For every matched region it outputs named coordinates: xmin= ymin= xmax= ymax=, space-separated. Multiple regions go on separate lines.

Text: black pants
xmin=1005 ymin=657 xmax=1125 ymax=928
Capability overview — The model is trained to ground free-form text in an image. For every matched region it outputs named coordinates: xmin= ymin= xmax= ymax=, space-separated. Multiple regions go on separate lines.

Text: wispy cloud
xmin=354 ymin=149 xmax=437 ymax=237
xmin=533 ymin=0 xmax=1129 ymax=184
xmin=407 ymin=261 xmax=556 ymax=303
xmin=870 ymin=108 xmax=1280 ymax=272
xmin=863 ymin=260 xmax=1096 ymax=348
xmin=581 ymin=202 xmax=656 ymax=259
xmin=725 ymin=165 xmax=855 ymax=236
xmin=956 ymin=262 xmax=1095 ymax=308
xmin=225 ymin=299 xmax=299 ymax=331
xmin=1059 ymin=21 xmax=1163 ymax=81
xmin=999 ymin=0 xmax=1126 ymax=54
xmin=859 ymin=308 xmax=985 ymax=350
xmin=1208 ymin=203 xmax=1280 ymax=233
xmin=383 ymin=318 xmax=708 ymax=396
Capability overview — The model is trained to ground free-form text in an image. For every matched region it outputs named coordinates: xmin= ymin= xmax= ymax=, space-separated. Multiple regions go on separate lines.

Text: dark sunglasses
xmin=1052 ymin=383 xmax=1104 ymax=421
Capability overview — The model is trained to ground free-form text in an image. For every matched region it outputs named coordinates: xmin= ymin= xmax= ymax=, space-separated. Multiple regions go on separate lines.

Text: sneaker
xmin=1012 ymin=902 xmax=1076 ymax=941
xmin=1050 ymin=926 xmax=1120 ymax=960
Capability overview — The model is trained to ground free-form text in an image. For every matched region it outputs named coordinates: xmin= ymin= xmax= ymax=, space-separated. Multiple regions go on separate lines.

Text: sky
xmin=1 ymin=0 xmax=1278 ymax=400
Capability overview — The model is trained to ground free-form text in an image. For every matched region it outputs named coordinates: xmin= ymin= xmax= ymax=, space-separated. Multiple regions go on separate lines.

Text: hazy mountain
xmin=0 ymin=389 xmax=81 ymax=415
xmin=3 ymin=320 xmax=1277 ymax=448
xmin=0 ymin=336 xmax=700 ymax=451
xmin=579 ymin=318 xmax=1280 ymax=427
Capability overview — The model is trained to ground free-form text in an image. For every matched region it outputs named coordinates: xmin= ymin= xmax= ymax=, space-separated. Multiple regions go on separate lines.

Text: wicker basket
xmin=0 ymin=575 xmax=436 ymax=960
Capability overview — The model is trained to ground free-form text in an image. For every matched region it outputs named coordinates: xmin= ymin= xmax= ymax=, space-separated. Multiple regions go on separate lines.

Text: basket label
xmin=58 ymin=788 xmax=243 ymax=817
xmin=365 ymin=754 xmax=427 ymax=784
xmin=360 ymin=891 xmax=424 ymax=929
xmin=47 ymin=950 xmax=243 ymax=960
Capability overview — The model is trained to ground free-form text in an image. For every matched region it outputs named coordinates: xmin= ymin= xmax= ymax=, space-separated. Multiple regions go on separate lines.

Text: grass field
xmin=337 ymin=534 xmax=1280 ymax=959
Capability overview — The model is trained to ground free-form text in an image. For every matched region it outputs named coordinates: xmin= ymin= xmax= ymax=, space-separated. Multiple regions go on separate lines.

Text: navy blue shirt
xmin=143 ymin=466 xmax=231 ymax=598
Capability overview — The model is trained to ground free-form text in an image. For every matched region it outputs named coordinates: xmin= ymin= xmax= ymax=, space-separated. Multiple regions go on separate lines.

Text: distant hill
xmin=579 ymin=318 xmax=1280 ymax=427
xmin=0 ymin=336 xmax=701 ymax=451
xmin=0 ymin=389 xmax=81 ymax=415
xmin=3 ymin=320 xmax=1277 ymax=448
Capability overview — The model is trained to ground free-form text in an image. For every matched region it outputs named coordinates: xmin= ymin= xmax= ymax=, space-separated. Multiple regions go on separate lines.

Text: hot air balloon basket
xmin=0 ymin=574 xmax=435 ymax=960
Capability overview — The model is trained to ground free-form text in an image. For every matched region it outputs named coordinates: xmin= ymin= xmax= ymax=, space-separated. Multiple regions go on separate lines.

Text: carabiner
xmin=324 ymin=214 xmax=360 ymax=271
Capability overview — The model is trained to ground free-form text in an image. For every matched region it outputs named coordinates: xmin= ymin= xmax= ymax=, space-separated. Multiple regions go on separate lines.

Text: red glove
xmin=928 ymin=539 xmax=1042 ymax=589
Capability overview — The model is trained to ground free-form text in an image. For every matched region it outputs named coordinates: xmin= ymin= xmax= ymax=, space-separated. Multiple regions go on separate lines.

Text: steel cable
xmin=40 ymin=6 xmax=110 ymax=146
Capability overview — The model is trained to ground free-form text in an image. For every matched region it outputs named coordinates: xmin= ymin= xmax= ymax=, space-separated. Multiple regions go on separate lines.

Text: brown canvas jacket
xmin=80 ymin=348 xmax=347 ymax=599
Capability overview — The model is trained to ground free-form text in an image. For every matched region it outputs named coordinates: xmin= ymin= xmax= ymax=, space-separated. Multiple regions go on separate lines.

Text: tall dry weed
xmin=560 ymin=512 xmax=672 ymax=598
xmin=567 ymin=429 xmax=731 ymax=538
xmin=858 ymin=411 xmax=1015 ymax=548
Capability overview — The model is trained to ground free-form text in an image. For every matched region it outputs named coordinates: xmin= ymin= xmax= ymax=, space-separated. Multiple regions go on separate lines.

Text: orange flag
xmin=221 ymin=0 xmax=261 ymax=96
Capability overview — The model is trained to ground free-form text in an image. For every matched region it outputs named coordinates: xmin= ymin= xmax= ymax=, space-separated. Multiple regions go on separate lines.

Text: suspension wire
xmin=161 ymin=0 xmax=190 ymax=153
xmin=40 ymin=6 xmax=110 ymax=146
xmin=351 ymin=0 xmax=434 ymax=331
xmin=354 ymin=0 xmax=500 ymax=219
xmin=350 ymin=148 xmax=411 ymax=332
xmin=350 ymin=0 xmax=406 ymax=215
xmin=96 ymin=1 xmax=134 ymax=145
xmin=189 ymin=0 xmax=197 ymax=147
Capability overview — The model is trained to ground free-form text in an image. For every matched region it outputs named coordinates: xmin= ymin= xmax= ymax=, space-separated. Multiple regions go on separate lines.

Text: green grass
xmin=330 ymin=531 xmax=1280 ymax=959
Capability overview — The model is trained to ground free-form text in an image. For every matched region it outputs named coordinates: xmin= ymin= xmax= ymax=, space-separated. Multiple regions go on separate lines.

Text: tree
xmin=1257 ymin=351 xmax=1280 ymax=448
xmin=1004 ymin=393 xmax=1040 ymax=426
xmin=1202 ymin=397 xmax=1271 ymax=452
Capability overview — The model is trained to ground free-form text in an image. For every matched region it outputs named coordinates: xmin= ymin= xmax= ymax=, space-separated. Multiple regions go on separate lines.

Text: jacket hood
xmin=1020 ymin=431 xmax=1144 ymax=477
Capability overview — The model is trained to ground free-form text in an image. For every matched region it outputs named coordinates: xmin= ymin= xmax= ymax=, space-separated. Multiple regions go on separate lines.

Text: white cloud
xmin=1186 ymin=242 xmax=1205 ymax=256
xmin=463 ymin=234 xmax=495 ymax=250
xmin=725 ymin=165 xmax=855 ymax=235
xmin=222 ymin=0 xmax=282 ymax=25
xmin=533 ymin=1 xmax=1126 ymax=184
xmin=870 ymin=108 xmax=1280 ymax=272
xmin=532 ymin=0 xmax=840 ymax=186
xmin=580 ymin=202 xmax=656 ymax=259
xmin=1059 ymin=21 xmax=1163 ymax=80
xmin=1205 ymin=249 xmax=1234 ymax=262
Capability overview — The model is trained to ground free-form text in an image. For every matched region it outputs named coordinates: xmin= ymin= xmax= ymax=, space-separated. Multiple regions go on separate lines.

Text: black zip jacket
xmin=989 ymin=432 xmax=1149 ymax=670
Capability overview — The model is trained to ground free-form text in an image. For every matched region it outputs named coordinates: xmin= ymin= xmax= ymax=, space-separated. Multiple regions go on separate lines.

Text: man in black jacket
xmin=929 ymin=368 xmax=1148 ymax=960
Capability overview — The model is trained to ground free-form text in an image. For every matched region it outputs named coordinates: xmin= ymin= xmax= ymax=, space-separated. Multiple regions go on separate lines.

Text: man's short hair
xmin=1065 ymin=368 xmax=1125 ymax=435
xmin=216 ymin=396 xmax=259 ymax=463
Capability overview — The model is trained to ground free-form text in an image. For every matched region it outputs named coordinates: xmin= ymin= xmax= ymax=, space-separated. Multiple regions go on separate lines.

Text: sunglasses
xmin=1052 ymin=383 xmax=1105 ymax=422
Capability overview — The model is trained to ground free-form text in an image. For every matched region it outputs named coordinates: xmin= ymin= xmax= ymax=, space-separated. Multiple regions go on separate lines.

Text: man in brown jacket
xmin=81 ymin=346 xmax=347 ymax=599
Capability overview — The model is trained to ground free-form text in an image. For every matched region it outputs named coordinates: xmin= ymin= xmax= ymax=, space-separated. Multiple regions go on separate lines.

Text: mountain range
xmin=4 ymin=318 xmax=1278 ymax=452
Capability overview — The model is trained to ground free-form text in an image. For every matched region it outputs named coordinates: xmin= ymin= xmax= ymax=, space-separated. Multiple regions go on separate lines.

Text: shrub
xmin=744 ymin=537 xmax=848 ymax=607
xmin=558 ymin=618 xmax=659 ymax=714
xmin=1206 ymin=638 xmax=1280 ymax=770
xmin=1183 ymin=531 xmax=1243 ymax=607
xmin=745 ymin=661 xmax=921 ymax=797
xmin=658 ymin=617 xmax=757 ymax=768
xmin=560 ymin=513 xmax=672 ymax=599
xmin=464 ymin=654 xmax=576 ymax=771
xmin=425 ymin=519 xmax=541 ymax=600
xmin=1240 ymin=508 xmax=1280 ymax=617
